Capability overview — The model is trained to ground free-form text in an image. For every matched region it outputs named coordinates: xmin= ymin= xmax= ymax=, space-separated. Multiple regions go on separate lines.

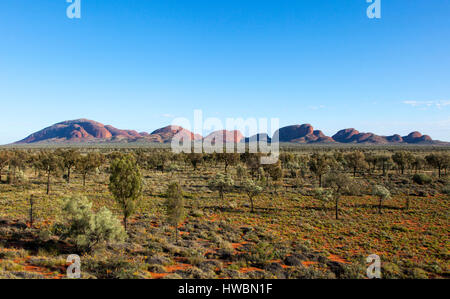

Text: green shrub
xmin=62 ymin=196 xmax=126 ymax=251
xmin=442 ymin=185 xmax=450 ymax=195
xmin=412 ymin=174 xmax=432 ymax=185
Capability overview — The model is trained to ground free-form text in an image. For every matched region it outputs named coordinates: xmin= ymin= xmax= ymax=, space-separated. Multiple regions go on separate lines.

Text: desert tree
xmin=243 ymin=179 xmax=263 ymax=213
xmin=265 ymin=160 xmax=283 ymax=193
xmin=109 ymin=154 xmax=143 ymax=232
xmin=56 ymin=149 xmax=80 ymax=183
xmin=187 ymin=153 xmax=204 ymax=171
xmin=76 ymin=152 xmax=103 ymax=187
xmin=148 ymin=151 xmax=171 ymax=172
xmin=217 ymin=152 xmax=240 ymax=173
xmin=235 ymin=164 xmax=247 ymax=185
xmin=308 ymin=153 xmax=330 ymax=187
xmin=345 ymin=151 xmax=368 ymax=177
xmin=323 ymin=172 xmax=355 ymax=220
xmin=208 ymin=173 xmax=234 ymax=204
xmin=392 ymin=151 xmax=414 ymax=175
xmin=7 ymin=150 xmax=27 ymax=184
xmin=372 ymin=185 xmax=391 ymax=214
xmin=36 ymin=152 xmax=63 ymax=195
xmin=165 ymin=182 xmax=186 ymax=244
xmin=365 ymin=153 xmax=378 ymax=174
xmin=0 ymin=150 xmax=11 ymax=183
xmin=376 ymin=154 xmax=393 ymax=176
xmin=425 ymin=153 xmax=449 ymax=178
xmin=244 ymin=153 xmax=262 ymax=178
xmin=28 ymin=194 xmax=36 ymax=228
xmin=411 ymin=155 xmax=426 ymax=174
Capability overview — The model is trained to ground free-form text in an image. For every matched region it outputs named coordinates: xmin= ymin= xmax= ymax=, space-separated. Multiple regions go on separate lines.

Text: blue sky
xmin=0 ymin=0 xmax=449 ymax=143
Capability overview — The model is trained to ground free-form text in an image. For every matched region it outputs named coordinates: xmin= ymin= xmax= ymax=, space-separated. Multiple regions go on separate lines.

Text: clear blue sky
xmin=0 ymin=0 xmax=449 ymax=143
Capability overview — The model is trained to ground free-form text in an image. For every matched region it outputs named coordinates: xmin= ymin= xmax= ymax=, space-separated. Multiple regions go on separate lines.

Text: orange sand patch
xmin=231 ymin=241 xmax=248 ymax=250
xmin=328 ymin=254 xmax=350 ymax=264
xmin=165 ymin=263 xmax=191 ymax=272
xmin=149 ymin=272 xmax=169 ymax=279
xmin=239 ymin=267 xmax=265 ymax=273
xmin=301 ymin=261 xmax=318 ymax=268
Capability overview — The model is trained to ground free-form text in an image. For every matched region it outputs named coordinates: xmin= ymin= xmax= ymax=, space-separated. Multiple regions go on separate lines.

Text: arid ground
xmin=0 ymin=146 xmax=448 ymax=279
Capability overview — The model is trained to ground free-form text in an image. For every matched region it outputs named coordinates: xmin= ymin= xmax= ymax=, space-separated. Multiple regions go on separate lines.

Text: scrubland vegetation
xmin=0 ymin=146 xmax=448 ymax=279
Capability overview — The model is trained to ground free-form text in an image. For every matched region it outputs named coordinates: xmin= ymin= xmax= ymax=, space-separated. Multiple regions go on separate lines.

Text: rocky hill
xmin=14 ymin=119 xmax=446 ymax=145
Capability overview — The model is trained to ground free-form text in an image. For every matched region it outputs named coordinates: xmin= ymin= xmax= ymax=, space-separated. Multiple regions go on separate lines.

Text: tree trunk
xmin=29 ymin=196 xmax=34 ymax=228
xmin=378 ymin=198 xmax=382 ymax=214
xmin=47 ymin=171 xmax=50 ymax=195
xmin=353 ymin=167 xmax=357 ymax=178
xmin=123 ymin=216 xmax=128 ymax=232
xmin=83 ymin=173 xmax=86 ymax=187
xmin=249 ymin=196 xmax=254 ymax=213
xmin=405 ymin=197 xmax=410 ymax=210
xmin=67 ymin=167 xmax=71 ymax=183
xmin=335 ymin=197 xmax=339 ymax=220
xmin=319 ymin=175 xmax=322 ymax=187
xmin=438 ymin=166 xmax=441 ymax=178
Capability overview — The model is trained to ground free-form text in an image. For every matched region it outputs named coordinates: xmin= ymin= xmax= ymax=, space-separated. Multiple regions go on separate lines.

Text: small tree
xmin=392 ymin=151 xmax=414 ymax=175
xmin=426 ymin=153 xmax=449 ymax=178
xmin=372 ymin=185 xmax=391 ymax=214
xmin=76 ymin=152 xmax=103 ymax=187
xmin=218 ymin=153 xmax=240 ymax=173
xmin=208 ymin=173 xmax=234 ymax=203
xmin=28 ymin=194 xmax=36 ymax=228
xmin=376 ymin=154 xmax=392 ymax=176
xmin=266 ymin=161 xmax=283 ymax=193
xmin=323 ymin=172 xmax=355 ymax=220
xmin=308 ymin=153 xmax=330 ymax=187
xmin=0 ymin=150 xmax=11 ymax=183
xmin=109 ymin=155 xmax=143 ymax=231
xmin=36 ymin=152 xmax=62 ymax=195
xmin=235 ymin=164 xmax=247 ymax=184
xmin=165 ymin=182 xmax=185 ymax=244
xmin=243 ymin=179 xmax=263 ymax=213
xmin=7 ymin=150 xmax=27 ymax=184
xmin=187 ymin=153 xmax=204 ymax=171
xmin=345 ymin=151 xmax=368 ymax=177
xmin=57 ymin=149 xmax=80 ymax=184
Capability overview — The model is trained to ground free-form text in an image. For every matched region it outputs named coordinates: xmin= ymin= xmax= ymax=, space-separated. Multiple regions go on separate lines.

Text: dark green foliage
xmin=109 ymin=154 xmax=143 ymax=231
xmin=165 ymin=182 xmax=186 ymax=243
xmin=412 ymin=174 xmax=432 ymax=185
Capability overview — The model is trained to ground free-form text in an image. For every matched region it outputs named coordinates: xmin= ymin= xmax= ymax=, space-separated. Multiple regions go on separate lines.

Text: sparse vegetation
xmin=0 ymin=146 xmax=448 ymax=279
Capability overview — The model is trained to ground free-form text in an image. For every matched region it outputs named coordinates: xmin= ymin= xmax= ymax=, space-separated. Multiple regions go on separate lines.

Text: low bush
xmin=412 ymin=174 xmax=432 ymax=185
xmin=62 ymin=196 xmax=126 ymax=251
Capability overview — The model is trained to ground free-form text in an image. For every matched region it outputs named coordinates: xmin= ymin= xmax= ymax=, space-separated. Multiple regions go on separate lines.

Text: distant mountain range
xmin=13 ymin=119 xmax=448 ymax=145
